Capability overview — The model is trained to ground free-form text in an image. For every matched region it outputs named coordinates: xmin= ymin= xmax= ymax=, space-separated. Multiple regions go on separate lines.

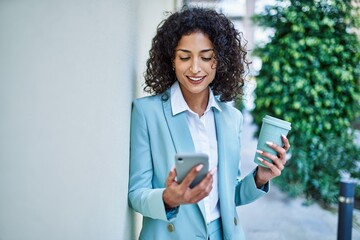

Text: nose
xmin=190 ymin=59 xmax=201 ymax=73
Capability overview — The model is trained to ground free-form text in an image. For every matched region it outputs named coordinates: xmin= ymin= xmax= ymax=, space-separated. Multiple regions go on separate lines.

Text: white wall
xmin=0 ymin=1 xmax=136 ymax=239
xmin=133 ymin=1 xmax=177 ymax=237
xmin=135 ymin=0 xmax=177 ymax=98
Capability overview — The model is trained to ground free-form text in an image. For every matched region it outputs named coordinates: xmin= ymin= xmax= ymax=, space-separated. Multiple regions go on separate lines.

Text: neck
xmin=182 ymin=89 xmax=209 ymax=117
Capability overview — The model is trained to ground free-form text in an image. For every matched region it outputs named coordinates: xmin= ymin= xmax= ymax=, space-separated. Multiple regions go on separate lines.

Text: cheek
xmin=208 ymin=68 xmax=217 ymax=82
xmin=174 ymin=67 xmax=186 ymax=80
xmin=174 ymin=69 xmax=181 ymax=79
xmin=210 ymin=70 xmax=217 ymax=79
xmin=174 ymin=60 xmax=188 ymax=72
xmin=174 ymin=65 xmax=185 ymax=76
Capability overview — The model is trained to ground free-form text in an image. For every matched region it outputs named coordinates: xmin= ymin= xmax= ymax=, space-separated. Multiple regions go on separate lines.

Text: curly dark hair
xmin=144 ymin=7 xmax=249 ymax=102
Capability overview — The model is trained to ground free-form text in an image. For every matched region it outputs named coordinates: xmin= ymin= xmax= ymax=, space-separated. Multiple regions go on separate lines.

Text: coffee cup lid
xmin=263 ymin=115 xmax=292 ymax=130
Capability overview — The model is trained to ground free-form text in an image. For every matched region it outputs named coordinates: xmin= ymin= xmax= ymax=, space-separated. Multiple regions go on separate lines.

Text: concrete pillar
xmin=0 ymin=0 xmax=136 ymax=239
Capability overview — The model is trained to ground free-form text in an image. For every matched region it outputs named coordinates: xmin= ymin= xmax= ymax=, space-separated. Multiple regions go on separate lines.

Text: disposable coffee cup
xmin=254 ymin=115 xmax=291 ymax=167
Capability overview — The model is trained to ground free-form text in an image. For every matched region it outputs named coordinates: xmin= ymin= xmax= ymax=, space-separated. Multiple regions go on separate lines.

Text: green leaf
xmin=250 ymin=0 xmax=360 ymax=207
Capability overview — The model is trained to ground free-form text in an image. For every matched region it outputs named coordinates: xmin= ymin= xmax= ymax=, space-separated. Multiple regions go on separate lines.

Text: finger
xmin=190 ymin=168 xmax=215 ymax=192
xmin=257 ymin=157 xmax=272 ymax=168
xmin=166 ymin=167 xmax=177 ymax=186
xmin=266 ymin=141 xmax=287 ymax=162
xmin=257 ymin=149 xmax=284 ymax=165
xmin=208 ymin=167 xmax=217 ymax=177
xmin=188 ymin=175 xmax=214 ymax=203
xmin=257 ymin=157 xmax=282 ymax=176
xmin=282 ymin=135 xmax=291 ymax=151
xmin=270 ymin=156 xmax=285 ymax=171
xmin=270 ymin=155 xmax=285 ymax=170
xmin=187 ymin=168 xmax=216 ymax=202
xmin=197 ymin=168 xmax=216 ymax=188
xmin=179 ymin=164 xmax=204 ymax=191
xmin=266 ymin=141 xmax=286 ymax=155
xmin=196 ymin=182 xmax=213 ymax=202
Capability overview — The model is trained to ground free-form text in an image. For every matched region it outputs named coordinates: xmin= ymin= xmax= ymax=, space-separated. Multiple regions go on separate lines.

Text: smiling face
xmin=173 ymin=31 xmax=217 ymax=102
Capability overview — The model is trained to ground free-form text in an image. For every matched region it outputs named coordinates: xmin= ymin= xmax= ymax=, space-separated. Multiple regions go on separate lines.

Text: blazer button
xmin=167 ymin=223 xmax=175 ymax=232
xmin=234 ymin=217 xmax=237 ymax=226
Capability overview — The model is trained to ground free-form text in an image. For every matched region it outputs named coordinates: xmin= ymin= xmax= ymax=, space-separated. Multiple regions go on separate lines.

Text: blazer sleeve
xmin=234 ymin=110 xmax=270 ymax=206
xmin=127 ymin=100 xmax=169 ymax=221
xmin=234 ymin=168 xmax=270 ymax=206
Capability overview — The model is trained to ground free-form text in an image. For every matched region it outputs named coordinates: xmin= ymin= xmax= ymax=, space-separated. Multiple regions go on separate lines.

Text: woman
xmin=128 ymin=7 xmax=290 ymax=240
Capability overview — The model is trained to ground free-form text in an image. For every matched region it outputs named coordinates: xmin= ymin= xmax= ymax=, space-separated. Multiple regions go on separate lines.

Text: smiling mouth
xmin=188 ymin=76 xmax=205 ymax=82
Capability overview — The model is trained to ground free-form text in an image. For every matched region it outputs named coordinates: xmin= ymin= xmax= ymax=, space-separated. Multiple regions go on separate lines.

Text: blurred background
xmin=1 ymin=0 xmax=359 ymax=239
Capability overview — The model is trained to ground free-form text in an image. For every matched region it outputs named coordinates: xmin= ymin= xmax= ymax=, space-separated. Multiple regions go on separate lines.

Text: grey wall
xmin=0 ymin=1 xmax=136 ymax=239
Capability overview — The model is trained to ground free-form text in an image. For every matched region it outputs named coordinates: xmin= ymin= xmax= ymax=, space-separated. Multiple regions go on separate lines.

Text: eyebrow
xmin=176 ymin=49 xmax=214 ymax=53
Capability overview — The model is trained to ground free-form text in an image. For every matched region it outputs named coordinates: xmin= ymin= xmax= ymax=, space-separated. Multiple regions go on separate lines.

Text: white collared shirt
xmin=171 ymin=81 xmax=221 ymax=223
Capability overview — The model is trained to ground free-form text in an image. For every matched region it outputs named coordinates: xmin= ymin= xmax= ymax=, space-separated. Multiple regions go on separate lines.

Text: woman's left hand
xmin=254 ymin=135 xmax=291 ymax=188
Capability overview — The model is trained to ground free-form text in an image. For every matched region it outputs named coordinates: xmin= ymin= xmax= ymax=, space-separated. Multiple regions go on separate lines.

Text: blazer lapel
xmin=161 ymin=90 xmax=208 ymax=223
xmin=161 ymin=91 xmax=195 ymax=153
xmin=214 ymin=104 xmax=232 ymax=230
xmin=213 ymin=106 xmax=228 ymax=191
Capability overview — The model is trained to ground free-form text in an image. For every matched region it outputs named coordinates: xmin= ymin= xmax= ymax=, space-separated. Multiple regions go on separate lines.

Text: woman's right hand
xmin=162 ymin=165 xmax=216 ymax=209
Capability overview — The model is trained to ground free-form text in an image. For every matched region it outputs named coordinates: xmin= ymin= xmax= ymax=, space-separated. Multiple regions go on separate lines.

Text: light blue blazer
xmin=128 ymin=89 xmax=269 ymax=240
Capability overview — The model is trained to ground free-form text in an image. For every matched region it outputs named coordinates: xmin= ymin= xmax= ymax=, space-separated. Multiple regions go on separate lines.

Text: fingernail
xmin=196 ymin=164 xmax=204 ymax=171
xmin=282 ymin=134 xmax=287 ymax=139
xmin=210 ymin=168 xmax=217 ymax=175
xmin=266 ymin=141 xmax=273 ymax=146
xmin=256 ymin=149 xmax=263 ymax=154
xmin=257 ymin=157 xmax=264 ymax=162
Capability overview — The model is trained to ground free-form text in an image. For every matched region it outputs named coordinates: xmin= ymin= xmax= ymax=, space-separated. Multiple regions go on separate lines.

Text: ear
xmin=211 ymin=60 xmax=217 ymax=69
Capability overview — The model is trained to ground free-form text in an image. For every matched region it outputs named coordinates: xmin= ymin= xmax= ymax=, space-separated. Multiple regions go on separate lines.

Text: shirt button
xmin=161 ymin=93 xmax=169 ymax=101
xmin=167 ymin=223 xmax=175 ymax=232
xmin=234 ymin=217 xmax=237 ymax=225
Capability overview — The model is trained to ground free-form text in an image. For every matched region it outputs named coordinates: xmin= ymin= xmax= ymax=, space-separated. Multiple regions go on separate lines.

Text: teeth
xmin=189 ymin=77 xmax=203 ymax=81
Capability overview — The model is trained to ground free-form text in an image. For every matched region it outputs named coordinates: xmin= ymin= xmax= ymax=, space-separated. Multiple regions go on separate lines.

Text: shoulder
xmin=132 ymin=93 xmax=169 ymax=118
xmin=133 ymin=94 xmax=162 ymax=105
xmin=217 ymin=101 xmax=243 ymax=120
xmin=132 ymin=94 xmax=163 ymax=109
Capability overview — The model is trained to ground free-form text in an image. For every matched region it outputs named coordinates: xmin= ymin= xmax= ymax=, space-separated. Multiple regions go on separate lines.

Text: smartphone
xmin=175 ymin=153 xmax=209 ymax=188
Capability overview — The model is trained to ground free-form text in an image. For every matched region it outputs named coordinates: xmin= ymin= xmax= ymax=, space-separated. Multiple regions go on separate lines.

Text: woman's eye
xmin=202 ymin=57 xmax=212 ymax=62
xmin=179 ymin=57 xmax=190 ymax=61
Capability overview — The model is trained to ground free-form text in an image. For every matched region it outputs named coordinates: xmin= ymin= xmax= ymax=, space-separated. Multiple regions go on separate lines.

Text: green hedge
xmin=251 ymin=0 xmax=360 ymax=206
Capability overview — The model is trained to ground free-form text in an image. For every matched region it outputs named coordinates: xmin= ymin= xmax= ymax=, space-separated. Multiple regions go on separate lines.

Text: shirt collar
xmin=170 ymin=81 xmax=221 ymax=116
